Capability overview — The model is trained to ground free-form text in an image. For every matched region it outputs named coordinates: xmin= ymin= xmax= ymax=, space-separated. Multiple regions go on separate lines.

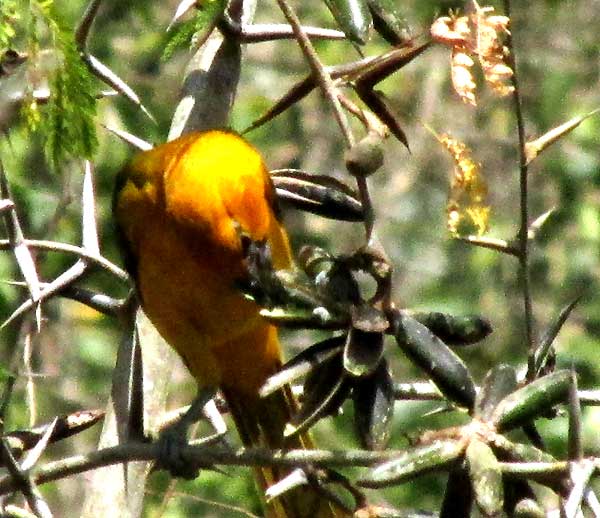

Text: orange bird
xmin=114 ymin=130 xmax=343 ymax=518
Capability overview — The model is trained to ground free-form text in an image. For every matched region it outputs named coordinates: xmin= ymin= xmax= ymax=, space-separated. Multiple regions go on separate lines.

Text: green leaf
xmin=0 ymin=363 xmax=12 ymax=384
xmin=323 ymin=0 xmax=372 ymax=44
xmin=359 ymin=439 xmax=465 ymax=488
xmin=492 ymin=370 xmax=571 ymax=431
xmin=492 ymin=435 xmax=557 ymax=465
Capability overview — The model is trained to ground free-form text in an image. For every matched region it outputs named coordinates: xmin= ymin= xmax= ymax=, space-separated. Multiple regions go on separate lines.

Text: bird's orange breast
xmin=114 ymin=130 xmax=292 ymax=391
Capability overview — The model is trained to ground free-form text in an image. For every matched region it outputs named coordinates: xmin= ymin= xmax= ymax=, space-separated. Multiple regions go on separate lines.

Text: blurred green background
xmin=0 ymin=0 xmax=599 ymax=515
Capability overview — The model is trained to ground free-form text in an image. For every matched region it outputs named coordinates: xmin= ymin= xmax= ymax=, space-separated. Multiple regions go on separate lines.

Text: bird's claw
xmin=156 ymin=425 xmax=199 ymax=480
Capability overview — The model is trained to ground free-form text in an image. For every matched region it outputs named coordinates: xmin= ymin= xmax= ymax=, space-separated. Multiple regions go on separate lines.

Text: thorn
xmin=81 ymin=161 xmax=100 ymax=254
xmin=167 ymin=0 xmax=198 ymax=31
xmin=527 ymin=207 xmax=556 ymax=240
xmin=21 ymin=419 xmax=58 ymax=471
xmin=265 ymin=468 xmax=308 ymax=502
xmin=84 ymin=54 xmax=156 ymax=123
xmin=101 ymin=124 xmax=153 ymax=150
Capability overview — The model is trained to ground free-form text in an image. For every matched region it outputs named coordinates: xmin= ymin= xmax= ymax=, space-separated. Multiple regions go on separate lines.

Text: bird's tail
xmin=219 ymin=326 xmax=344 ymax=518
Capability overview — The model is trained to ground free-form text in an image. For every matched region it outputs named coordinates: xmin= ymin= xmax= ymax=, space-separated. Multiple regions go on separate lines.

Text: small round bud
xmin=345 ymin=133 xmax=384 ymax=178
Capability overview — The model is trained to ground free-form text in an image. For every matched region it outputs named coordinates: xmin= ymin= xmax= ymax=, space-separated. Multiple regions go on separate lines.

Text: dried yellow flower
xmin=439 ymin=134 xmax=490 ymax=236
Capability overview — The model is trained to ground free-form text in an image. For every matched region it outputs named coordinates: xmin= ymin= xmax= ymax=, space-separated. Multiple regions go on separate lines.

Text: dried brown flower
xmin=430 ymin=2 xmax=513 ymax=104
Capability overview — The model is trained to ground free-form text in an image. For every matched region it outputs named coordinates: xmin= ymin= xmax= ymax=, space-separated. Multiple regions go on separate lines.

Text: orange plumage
xmin=114 ymin=130 xmax=342 ymax=517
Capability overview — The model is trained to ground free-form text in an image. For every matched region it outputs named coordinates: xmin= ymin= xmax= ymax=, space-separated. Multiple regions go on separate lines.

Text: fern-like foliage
xmin=162 ymin=0 xmax=227 ymax=62
xmin=42 ymin=26 xmax=98 ymax=169
xmin=0 ymin=0 xmax=19 ymax=50
xmin=26 ymin=2 xmax=98 ymax=169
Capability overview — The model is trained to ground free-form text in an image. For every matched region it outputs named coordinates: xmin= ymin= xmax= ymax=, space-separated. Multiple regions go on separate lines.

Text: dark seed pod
xmin=352 ymin=360 xmax=394 ymax=450
xmin=474 ymin=364 xmax=518 ymax=421
xmin=286 ymin=354 xmax=350 ymax=437
xmin=351 ymin=304 xmax=389 ymax=333
xmin=260 ymin=335 xmax=346 ymax=397
xmin=492 ymin=370 xmax=571 ymax=431
xmin=441 ymin=465 xmax=473 ymax=518
xmin=392 ymin=311 xmax=476 ymax=409
xmin=272 ymin=170 xmax=364 ymax=222
xmin=323 ymin=0 xmax=373 ymax=44
xmin=409 ymin=311 xmax=492 ymax=346
xmin=344 ymin=328 xmax=384 ymax=377
xmin=297 ymin=246 xmax=332 ymax=279
xmin=466 ymin=439 xmax=503 ymax=517
xmin=344 ymin=305 xmax=388 ymax=378
xmin=359 ymin=439 xmax=465 ymax=488
xmin=366 ymin=0 xmax=411 ymax=45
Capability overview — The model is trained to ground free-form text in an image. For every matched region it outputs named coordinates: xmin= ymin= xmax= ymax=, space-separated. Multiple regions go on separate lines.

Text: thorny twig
xmin=0 ymin=439 xmax=52 ymax=518
xmin=220 ymin=18 xmax=347 ymax=43
xmin=0 ymin=162 xmax=42 ymax=330
xmin=502 ymin=0 xmax=536 ymax=374
xmin=0 ymin=240 xmax=128 ymax=281
xmin=75 ymin=0 xmax=154 ymax=121
xmin=274 ymin=0 xmax=379 ymax=243
xmin=1 ymin=162 xmax=129 ymax=329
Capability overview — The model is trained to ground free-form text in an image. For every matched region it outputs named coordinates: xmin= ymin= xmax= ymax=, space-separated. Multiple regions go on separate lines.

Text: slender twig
xmin=565 ymin=460 xmax=595 ymax=518
xmin=2 ymin=260 xmax=87 ymax=329
xmin=577 ymin=390 xmax=600 ymax=406
xmin=393 ymin=382 xmax=445 ymax=401
xmin=243 ymin=48 xmax=409 ymax=135
xmin=0 ymin=375 xmax=16 ymax=435
xmin=1 ymin=162 xmax=128 ymax=327
xmin=22 ymin=326 xmax=36 ymax=428
xmin=457 ymin=235 xmax=519 ymax=256
xmin=0 ymin=163 xmax=42 ymax=328
xmin=221 ymin=18 xmax=346 ymax=43
xmin=74 ymin=0 xmax=102 ymax=47
xmin=0 ymin=239 xmax=128 ymax=281
xmin=147 ymin=489 xmax=262 ymax=518
xmin=75 ymin=0 xmax=154 ymax=121
xmin=274 ymin=0 xmax=354 ymax=148
xmin=0 ymin=442 xmax=402 ymax=495
xmin=20 ymin=420 xmax=58 ymax=472
xmin=274 ymin=0 xmax=381 ymax=241
xmin=567 ymin=369 xmax=583 ymax=462
xmin=101 ymin=124 xmax=153 ymax=151
xmin=0 ymin=439 xmax=52 ymax=518
xmin=502 ymin=0 xmax=536 ymax=375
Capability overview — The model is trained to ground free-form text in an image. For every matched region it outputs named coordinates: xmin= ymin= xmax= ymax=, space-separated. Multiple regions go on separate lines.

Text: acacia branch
xmin=0 ymin=441 xmax=398 ymax=496
xmin=502 ymin=0 xmax=536 ymax=374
